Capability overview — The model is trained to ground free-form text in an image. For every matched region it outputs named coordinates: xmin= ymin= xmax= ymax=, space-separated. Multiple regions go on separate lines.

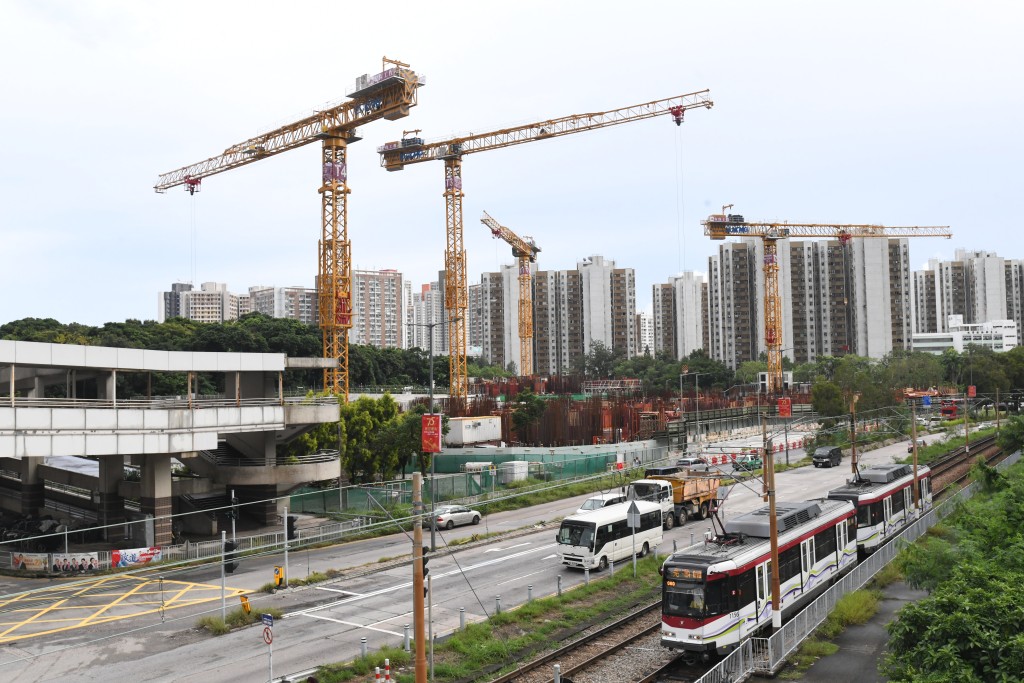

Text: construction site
xmin=152 ymin=57 xmax=951 ymax=457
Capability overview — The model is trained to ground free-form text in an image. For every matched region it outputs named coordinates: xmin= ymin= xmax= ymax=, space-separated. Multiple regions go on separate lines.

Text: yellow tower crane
xmin=703 ymin=211 xmax=952 ymax=394
xmin=480 ymin=211 xmax=541 ymax=377
xmin=154 ymin=57 xmax=424 ymax=400
xmin=379 ymin=90 xmax=713 ymax=400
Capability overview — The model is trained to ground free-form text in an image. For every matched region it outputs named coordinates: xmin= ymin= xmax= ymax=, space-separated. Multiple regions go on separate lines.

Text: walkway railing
xmin=5 ymin=394 xmax=337 ymax=410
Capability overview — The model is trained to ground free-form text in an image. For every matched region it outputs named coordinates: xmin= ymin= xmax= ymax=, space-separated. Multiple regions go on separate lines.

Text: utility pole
xmin=762 ymin=414 xmax=781 ymax=630
xmin=412 ymin=473 xmax=427 ymax=683
xmin=910 ymin=401 xmax=920 ymax=510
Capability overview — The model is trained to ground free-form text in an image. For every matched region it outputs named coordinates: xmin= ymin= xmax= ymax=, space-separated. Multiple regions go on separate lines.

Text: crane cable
xmin=189 ymin=193 xmax=198 ymax=287
xmin=673 ymin=123 xmax=686 ymax=274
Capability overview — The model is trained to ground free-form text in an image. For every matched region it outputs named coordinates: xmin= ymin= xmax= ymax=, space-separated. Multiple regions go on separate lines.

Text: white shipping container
xmin=445 ymin=416 xmax=502 ymax=446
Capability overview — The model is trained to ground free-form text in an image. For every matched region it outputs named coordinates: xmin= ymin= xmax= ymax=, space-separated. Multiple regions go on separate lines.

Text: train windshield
xmin=556 ymin=521 xmax=594 ymax=549
xmin=663 ymin=579 xmax=709 ymax=618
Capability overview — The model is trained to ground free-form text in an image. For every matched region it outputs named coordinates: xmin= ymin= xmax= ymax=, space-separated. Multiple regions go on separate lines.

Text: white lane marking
xmin=542 ymin=554 xmax=559 ymax=560
xmin=286 ymin=543 xmax=557 ymax=618
xmin=315 ymin=587 xmax=364 ymax=595
xmin=305 ymin=613 xmax=404 ymax=636
xmin=484 ymin=542 xmax=530 ymax=553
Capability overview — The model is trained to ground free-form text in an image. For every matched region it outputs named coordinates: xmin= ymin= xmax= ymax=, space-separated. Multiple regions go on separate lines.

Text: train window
xmin=735 ymin=568 xmax=755 ymax=610
xmin=703 ymin=577 xmax=730 ymax=617
xmin=857 ymin=506 xmax=871 ymax=527
xmin=815 ymin=528 xmax=837 ymax=562
xmin=891 ymin=489 xmax=905 ymax=514
xmin=780 ymin=546 xmax=801 ymax=582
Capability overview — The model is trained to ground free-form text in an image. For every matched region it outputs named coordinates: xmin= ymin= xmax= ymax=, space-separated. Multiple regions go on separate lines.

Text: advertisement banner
xmin=968 ymin=385 xmax=976 ymax=398
xmin=112 ymin=546 xmax=162 ymax=568
xmin=422 ymin=414 xmax=442 ymax=453
xmin=777 ymin=397 xmax=792 ymax=418
xmin=51 ymin=552 xmax=100 ymax=573
xmin=11 ymin=552 xmax=48 ymax=572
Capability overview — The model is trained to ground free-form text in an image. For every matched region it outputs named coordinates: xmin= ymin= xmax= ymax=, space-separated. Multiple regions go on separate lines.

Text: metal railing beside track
xmin=695 ymin=449 xmax=1021 ymax=683
xmin=5 ymin=395 xmax=337 ymax=410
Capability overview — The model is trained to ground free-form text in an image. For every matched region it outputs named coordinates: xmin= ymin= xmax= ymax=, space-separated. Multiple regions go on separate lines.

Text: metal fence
xmin=695 ymin=450 xmax=1020 ymax=683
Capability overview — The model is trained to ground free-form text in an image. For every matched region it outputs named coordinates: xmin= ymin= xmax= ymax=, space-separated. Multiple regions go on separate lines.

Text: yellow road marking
xmin=0 ymin=577 xmax=246 ymax=644
xmin=0 ymin=597 xmax=68 ymax=640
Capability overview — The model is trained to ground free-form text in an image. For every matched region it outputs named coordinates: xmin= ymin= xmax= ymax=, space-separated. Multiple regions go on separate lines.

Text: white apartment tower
xmin=578 ymin=255 xmax=636 ymax=359
xmin=349 ymin=270 xmax=403 ymax=349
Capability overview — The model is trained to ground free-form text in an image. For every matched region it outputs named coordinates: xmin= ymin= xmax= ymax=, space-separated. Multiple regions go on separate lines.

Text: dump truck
xmin=628 ymin=473 xmax=720 ymax=529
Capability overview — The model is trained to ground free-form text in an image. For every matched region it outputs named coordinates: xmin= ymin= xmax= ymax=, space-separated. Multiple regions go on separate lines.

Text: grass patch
xmin=869 ymin=561 xmax=903 ymax=588
xmin=780 ymin=639 xmax=839 ymax=678
xmin=314 ymin=646 xmax=411 ymax=683
xmin=197 ymin=606 xmax=283 ymax=634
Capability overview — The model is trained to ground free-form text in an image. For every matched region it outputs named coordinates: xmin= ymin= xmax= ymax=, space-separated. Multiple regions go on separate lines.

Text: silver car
xmin=430 ymin=504 xmax=482 ymax=530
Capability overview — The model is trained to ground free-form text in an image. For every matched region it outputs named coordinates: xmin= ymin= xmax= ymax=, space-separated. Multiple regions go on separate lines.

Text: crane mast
xmin=379 ymin=90 xmax=713 ymax=400
xmin=703 ymin=213 xmax=952 ymax=393
xmin=480 ymin=211 xmax=541 ymax=377
xmin=155 ymin=58 xmax=423 ymax=400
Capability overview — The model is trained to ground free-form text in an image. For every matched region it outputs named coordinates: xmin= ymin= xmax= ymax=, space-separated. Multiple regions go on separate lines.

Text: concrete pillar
xmin=20 ymin=457 xmax=44 ymax=516
xmin=98 ymin=455 xmax=126 ymax=542
xmin=98 ymin=371 xmax=116 ymax=403
xmin=140 ymin=454 xmax=173 ymax=545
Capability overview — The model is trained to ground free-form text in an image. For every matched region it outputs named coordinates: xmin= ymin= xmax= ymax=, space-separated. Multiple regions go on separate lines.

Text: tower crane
xmin=378 ymin=90 xmax=713 ymax=400
xmin=480 ymin=211 xmax=541 ymax=377
xmin=154 ymin=57 xmax=424 ymax=400
xmin=703 ymin=211 xmax=952 ymax=394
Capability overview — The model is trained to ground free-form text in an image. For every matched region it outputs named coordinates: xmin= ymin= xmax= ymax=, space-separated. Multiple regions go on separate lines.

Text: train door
xmin=800 ymin=539 xmax=814 ymax=591
xmin=882 ymin=497 xmax=893 ymax=539
xmin=904 ymin=487 xmax=914 ymax=520
xmin=756 ymin=561 xmax=771 ymax=621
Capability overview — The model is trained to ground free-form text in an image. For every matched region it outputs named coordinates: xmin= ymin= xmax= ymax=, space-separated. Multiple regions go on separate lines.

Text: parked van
xmin=812 ymin=446 xmax=843 ymax=468
xmin=576 ymin=492 xmax=627 ymax=514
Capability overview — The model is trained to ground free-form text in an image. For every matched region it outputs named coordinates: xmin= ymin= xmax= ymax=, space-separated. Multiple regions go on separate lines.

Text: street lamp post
xmin=680 ymin=372 xmax=702 ymax=455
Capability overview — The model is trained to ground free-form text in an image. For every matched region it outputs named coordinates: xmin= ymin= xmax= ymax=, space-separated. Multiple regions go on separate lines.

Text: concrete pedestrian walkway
xmin=791 ymin=581 xmax=927 ymax=682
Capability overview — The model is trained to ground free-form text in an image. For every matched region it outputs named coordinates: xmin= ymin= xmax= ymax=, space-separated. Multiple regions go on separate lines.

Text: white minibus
xmin=556 ymin=500 xmax=663 ymax=571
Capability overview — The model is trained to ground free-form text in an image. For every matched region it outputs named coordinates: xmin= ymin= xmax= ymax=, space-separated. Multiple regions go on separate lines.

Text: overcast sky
xmin=1 ymin=1 xmax=1020 ymax=327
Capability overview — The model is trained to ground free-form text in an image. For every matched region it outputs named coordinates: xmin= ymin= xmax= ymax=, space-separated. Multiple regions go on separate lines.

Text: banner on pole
xmin=777 ymin=397 xmax=792 ymax=418
xmin=968 ymin=385 xmax=976 ymax=398
xmin=422 ymin=414 xmax=442 ymax=453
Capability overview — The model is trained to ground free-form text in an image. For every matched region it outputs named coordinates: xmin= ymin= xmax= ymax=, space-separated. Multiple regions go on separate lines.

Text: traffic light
xmin=224 ymin=540 xmax=239 ymax=573
xmin=229 ymin=495 xmax=239 ymax=520
xmin=286 ymin=515 xmax=297 ymax=541
xmin=421 ymin=546 xmax=430 ymax=597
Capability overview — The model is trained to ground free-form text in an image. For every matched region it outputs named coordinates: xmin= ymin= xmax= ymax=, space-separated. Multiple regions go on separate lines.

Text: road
xmin=0 ymin=436 xmax=913 ymax=682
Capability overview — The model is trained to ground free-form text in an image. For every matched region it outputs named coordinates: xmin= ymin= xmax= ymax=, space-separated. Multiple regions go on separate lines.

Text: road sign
xmin=626 ymin=501 xmax=640 ymax=529
xmin=263 ymin=626 xmax=273 ymax=645
xmin=261 ymin=613 xmax=274 ymax=628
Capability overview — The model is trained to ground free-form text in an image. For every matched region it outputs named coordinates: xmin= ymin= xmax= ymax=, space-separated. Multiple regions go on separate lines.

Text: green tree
xmin=511 ymin=390 xmax=546 ymax=445
xmin=997 ymin=415 xmax=1024 ymax=454
xmin=811 ymin=381 xmax=846 ymax=417
xmin=735 ymin=360 xmax=766 ymax=385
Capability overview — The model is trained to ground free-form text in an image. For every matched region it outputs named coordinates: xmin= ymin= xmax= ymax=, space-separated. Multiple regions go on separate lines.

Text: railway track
xmin=487 ymin=600 xmax=677 ymax=683
xmin=927 ymin=435 xmax=1002 ymax=495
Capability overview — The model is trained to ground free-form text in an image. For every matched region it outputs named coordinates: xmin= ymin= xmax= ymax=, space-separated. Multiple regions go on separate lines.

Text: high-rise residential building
xmin=348 ymin=270 xmax=403 ymax=348
xmin=177 ymin=282 xmax=242 ymax=323
xmin=248 ymin=286 xmax=317 ymax=326
xmin=651 ymin=273 xmax=705 ymax=361
xmin=652 ymin=283 xmax=675 ymax=358
xmin=467 ymin=283 xmax=484 ymax=358
xmin=578 ymin=255 xmax=636 ymax=359
xmin=912 ymin=250 xmax=1024 ymax=339
xmin=533 ymin=269 xmax=584 ymax=376
xmin=480 ymin=270 xmax=506 ymax=368
xmin=158 ymin=282 xmax=193 ymax=322
xmin=707 ymin=240 xmax=759 ymax=369
xmin=635 ymin=311 xmax=655 ymax=357
xmin=406 ymin=281 xmax=444 ymax=354
xmin=707 ymin=238 xmax=913 ymax=368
